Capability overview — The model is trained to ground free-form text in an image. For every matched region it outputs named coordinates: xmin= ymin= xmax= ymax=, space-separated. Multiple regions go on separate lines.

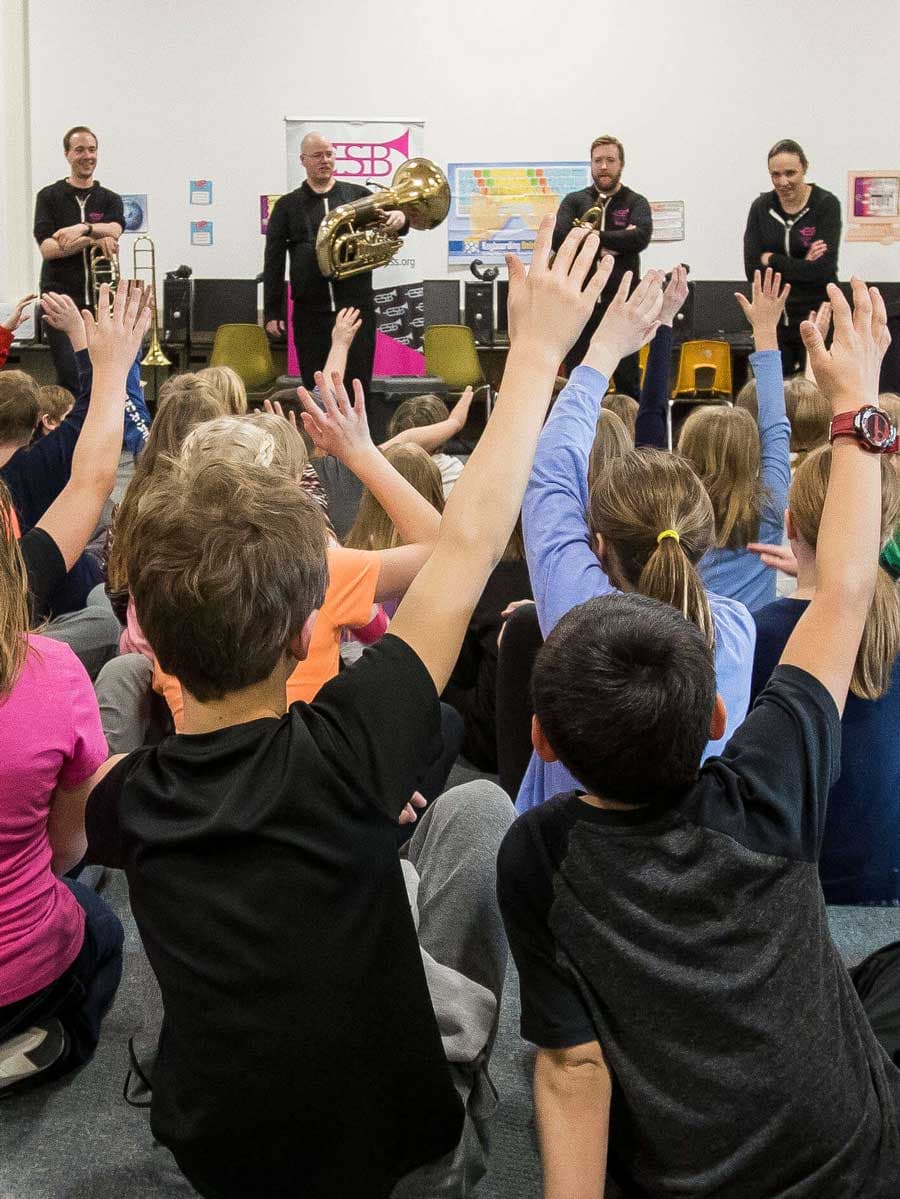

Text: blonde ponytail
xmin=589 ymin=448 xmax=716 ymax=648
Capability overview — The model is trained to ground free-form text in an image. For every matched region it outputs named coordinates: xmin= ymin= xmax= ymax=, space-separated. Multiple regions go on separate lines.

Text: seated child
xmin=34 ymin=384 xmax=73 ymax=438
xmin=599 ymin=391 xmax=637 ymax=440
xmin=81 ymin=215 xmax=609 ymax=1197
xmin=0 ymin=294 xmax=36 ymax=367
xmin=345 ymin=442 xmax=444 ymax=551
xmin=385 ymin=392 xmax=469 ymax=497
xmin=678 ymin=269 xmax=792 ymax=611
xmin=198 ymin=364 xmax=248 ymax=415
xmin=498 ymin=278 xmax=900 ymax=1198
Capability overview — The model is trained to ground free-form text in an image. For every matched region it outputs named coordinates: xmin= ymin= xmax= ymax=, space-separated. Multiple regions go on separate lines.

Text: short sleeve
xmin=497 ymin=814 xmax=597 ymax=1049
xmin=33 ymin=186 xmax=56 ymax=243
xmin=85 ymin=753 xmax=142 ymax=869
xmin=107 ymin=191 xmax=125 ymax=228
xmin=696 ymin=664 xmax=841 ymax=863
xmin=19 ymin=527 xmax=67 ymax=621
xmin=324 ymin=546 xmax=381 ymax=628
xmin=302 ymin=634 xmax=442 ymax=822
xmin=55 ymin=645 xmax=108 ymax=789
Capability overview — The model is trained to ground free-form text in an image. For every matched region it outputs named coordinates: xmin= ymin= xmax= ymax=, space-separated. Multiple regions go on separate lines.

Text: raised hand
xmin=736 ymin=268 xmax=791 ymax=335
xmin=82 ymin=280 xmax=152 ymax=377
xmin=298 ymin=370 xmax=373 ymax=466
xmin=41 ymin=291 xmax=89 ymax=352
xmin=805 ymin=240 xmax=828 ymax=263
xmin=804 ymin=301 xmax=832 ymax=383
xmin=800 ymin=278 xmax=889 ymax=411
xmin=332 ymin=307 xmax=362 ymax=348
xmin=585 ymin=269 xmax=665 ymax=378
xmin=450 ymin=385 xmax=474 ymax=431
xmin=1 ymin=293 xmax=37 ymax=333
xmin=506 ymin=215 xmax=612 ymax=361
xmin=262 ymin=397 xmax=299 ymax=431
xmin=659 ymin=265 xmax=689 ymax=328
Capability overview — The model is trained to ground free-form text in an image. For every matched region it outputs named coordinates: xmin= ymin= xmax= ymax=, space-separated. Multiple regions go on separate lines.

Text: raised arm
xmin=779 ymin=279 xmax=891 ymax=713
xmin=37 ymin=282 xmax=151 ymax=570
xmin=381 ymin=386 xmax=473 ymax=453
xmin=736 ymin=269 xmax=792 ymax=528
xmin=634 ymin=265 xmax=688 ymax=449
xmin=384 ymin=219 xmax=613 ymax=690
xmin=321 ymin=307 xmax=361 ymax=384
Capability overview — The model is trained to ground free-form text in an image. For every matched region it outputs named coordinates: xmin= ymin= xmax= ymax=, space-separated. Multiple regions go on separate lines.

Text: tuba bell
xmin=316 ymin=158 xmax=450 ymax=280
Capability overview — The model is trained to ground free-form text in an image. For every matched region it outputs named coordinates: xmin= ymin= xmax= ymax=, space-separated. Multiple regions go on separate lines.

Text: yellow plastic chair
xmin=638 ymin=343 xmax=650 ymax=389
xmin=423 ymin=325 xmax=493 ymax=419
xmin=667 ymin=340 xmax=733 ymax=449
xmin=209 ymin=323 xmax=279 ymax=392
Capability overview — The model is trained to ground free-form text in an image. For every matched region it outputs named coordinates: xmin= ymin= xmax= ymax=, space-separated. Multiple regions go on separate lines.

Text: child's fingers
xmin=351 ymin=378 xmax=367 ymax=419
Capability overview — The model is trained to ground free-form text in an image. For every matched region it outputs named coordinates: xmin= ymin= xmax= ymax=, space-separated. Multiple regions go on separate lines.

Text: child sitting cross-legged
xmin=80 ymin=216 xmax=614 ymax=1198
xmin=498 ymin=279 xmax=900 ymax=1198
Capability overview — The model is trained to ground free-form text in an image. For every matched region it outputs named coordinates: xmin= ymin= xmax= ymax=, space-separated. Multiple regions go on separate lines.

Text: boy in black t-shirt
xmin=81 ymin=221 xmax=665 ymax=1197
xmin=497 ymin=280 xmax=900 ymax=1197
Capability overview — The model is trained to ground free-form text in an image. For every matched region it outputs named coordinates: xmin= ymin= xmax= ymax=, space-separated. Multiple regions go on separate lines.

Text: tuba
xmin=316 ymin=158 xmax=450 ymax=280
xmin=90 ymin=244 xmax=120 ymax=311
xmin=132 ymin=235 xmax=171 ymax=367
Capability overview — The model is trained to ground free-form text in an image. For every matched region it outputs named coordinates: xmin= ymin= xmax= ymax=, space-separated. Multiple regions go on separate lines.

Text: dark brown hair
xmin=0 ymin=372 xmax=40 ymax=444
xmin=590 ymin=135 xmax=625 ymax=165
xmin=767 ymin=139 xmax=808 ymax=170
xmin=63 ymin=126 xmax=97 ymax=153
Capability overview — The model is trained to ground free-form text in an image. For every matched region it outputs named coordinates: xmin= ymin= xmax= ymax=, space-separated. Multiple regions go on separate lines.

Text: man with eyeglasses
xmin=263 ymin=132 xmax=408 ymax=401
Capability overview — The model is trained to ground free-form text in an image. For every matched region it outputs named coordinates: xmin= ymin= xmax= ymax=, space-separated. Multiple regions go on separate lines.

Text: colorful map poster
xmin=447 ymin=161 xmax=590 ymax=265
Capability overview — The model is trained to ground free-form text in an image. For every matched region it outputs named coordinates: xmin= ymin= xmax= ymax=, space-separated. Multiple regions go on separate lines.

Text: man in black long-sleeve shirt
xmin=262 ymin=132 xmax=408 ymax=400
xmin=553 ymin=135 xmax=653 ymax=396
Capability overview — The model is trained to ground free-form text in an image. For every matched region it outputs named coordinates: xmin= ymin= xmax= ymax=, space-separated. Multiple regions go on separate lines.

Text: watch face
xmin=858 ymin=406 xmax=897 ymax=449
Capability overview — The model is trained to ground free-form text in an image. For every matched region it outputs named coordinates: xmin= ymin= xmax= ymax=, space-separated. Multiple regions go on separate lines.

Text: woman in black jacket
xmin=743 ymin=139 xmax=841 ymax=375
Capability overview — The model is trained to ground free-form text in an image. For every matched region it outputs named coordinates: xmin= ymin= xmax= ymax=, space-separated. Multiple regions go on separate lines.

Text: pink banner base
xmin=287 ymin=293 xmax=425 ymax=379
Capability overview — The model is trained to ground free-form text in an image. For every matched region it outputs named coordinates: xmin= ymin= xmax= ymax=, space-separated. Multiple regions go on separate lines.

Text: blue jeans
xmin=0 ymin=879 xmax=124 ymax=1083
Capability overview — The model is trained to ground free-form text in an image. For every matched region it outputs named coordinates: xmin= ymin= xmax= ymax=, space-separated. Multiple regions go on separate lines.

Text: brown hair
xmin=601 ymin=393 xmax=638 ymax=440
xmin=588 ymin=448 xmax=716 ymax=648
xmin=734 ymin=378 xmax=758 ymax=421
xmin=0 ymin=480 xmax=30 ymax=695
xmin=37 ymin=384 xmax=75 ymax=428
xmin=767 ymin=139 xmax=808 ymax=171
xmin=128 ymin=460 xmax=328 ymax=702
xmin=0 ymin=371 xmax=40 ymax=444
xmin=107 ymin=382 xmax=227 ymax=591
xmin=590 ymin=135 xmax=625 ymax=165
xmin=786 ymin=377 xmax=829 ymax=457
xmin=388 ymin=393 xmax=450 ymax=438
xmin=345 ymin=443 xmax=444 ymax=550
xmin=790 ymin=445 xmax=900 ymax=699
xmin=198 ymin=365 xmax=248 ymax=416
xmin=63 ymin=126 xmax=97 ymax=153
xmin=878 ymin=393 xmax=900 ymax=429
xmin=678 ymin=406 xmax=765 ymax=548
xmin=588 ymin=409 xmax=633 ymax=494
xmin=181 ymin=412 xmax=309 ymax=483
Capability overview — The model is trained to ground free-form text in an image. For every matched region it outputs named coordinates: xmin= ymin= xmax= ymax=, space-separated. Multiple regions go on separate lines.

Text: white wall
xmin=19 ymin=0 xmax=900 ymax=296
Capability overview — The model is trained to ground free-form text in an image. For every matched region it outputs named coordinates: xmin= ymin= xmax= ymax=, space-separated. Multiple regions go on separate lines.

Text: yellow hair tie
xmin=657 ymin=529 xmax=680 ymax=545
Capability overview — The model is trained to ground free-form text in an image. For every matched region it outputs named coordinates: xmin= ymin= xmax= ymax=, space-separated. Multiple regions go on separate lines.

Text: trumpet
xmin=90 ymin=244 xmax=120 ymax=312
xmin=316 ymin=157 xmax=450 ymax=280
xmin=132 ymin=235 xmax=171 ymax=367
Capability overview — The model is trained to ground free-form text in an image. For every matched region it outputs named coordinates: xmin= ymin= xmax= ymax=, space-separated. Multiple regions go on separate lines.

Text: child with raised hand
xmin=519 ymin=268 xmax=755 ymax=813
xmin=0 ymin=294 xmax=37 ymax=366
xmin=0 ymin=282 xmax=150 ymax=1096
xmin=633 ymin=263 xmax=690 ymax=449
xmin=678 ymin=268 xmax=792 ymax=611
xmin=79 ymin=217 xmax=611 ymax=1199
xmin=498 ymin=278 xmax=900 ymax=1199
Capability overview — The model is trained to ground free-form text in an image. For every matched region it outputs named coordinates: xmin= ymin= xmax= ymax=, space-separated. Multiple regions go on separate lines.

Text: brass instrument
xmin=316 ymin=157 xmax=450 ymax=280
xmin=90 ymin=243 xmax=120 ymax=311
xmin=574 ymin=204 xmax=606 ymax=232
xmin=132 ymin=235 xmax=171 ymax=367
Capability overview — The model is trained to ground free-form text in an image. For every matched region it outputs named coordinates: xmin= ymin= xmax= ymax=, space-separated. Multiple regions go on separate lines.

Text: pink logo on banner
xmin=798 ymin=225 xmax=816 ymax=247
xmin=332 ymin=130 xmax=410 ymax=178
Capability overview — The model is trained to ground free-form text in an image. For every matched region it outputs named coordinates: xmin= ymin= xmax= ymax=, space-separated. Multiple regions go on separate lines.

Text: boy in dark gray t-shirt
xmin=498 ymin=279 xmax=900 ymax=1197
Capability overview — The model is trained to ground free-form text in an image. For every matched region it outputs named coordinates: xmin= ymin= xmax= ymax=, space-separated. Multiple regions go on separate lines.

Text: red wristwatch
xmin=829 ymin=406 xmax=899 ymax=454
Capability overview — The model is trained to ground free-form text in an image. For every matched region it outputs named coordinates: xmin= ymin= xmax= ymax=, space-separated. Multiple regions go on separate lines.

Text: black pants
xmin=564 ymin=298 xmax=641 ymax=398
xmin=778 ymin=317 xmax=807 ymax=377
xmin=43 ymin=317 xmax=82 ymax=394
xmin=293 ymin=305 xmax=376 ymax=400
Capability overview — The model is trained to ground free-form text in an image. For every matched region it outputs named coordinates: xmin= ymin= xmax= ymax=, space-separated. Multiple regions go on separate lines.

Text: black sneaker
xmin=0 ymin=1019 xmax=67 ymax=1095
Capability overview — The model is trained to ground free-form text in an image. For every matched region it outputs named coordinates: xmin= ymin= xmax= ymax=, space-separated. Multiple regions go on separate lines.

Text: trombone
xmin=132 ymin=235 xmax=171 ymax=368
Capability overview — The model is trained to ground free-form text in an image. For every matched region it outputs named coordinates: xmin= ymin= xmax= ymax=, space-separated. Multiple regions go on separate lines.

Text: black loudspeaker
xmin=163 ymin=277 xmax=191 ymax=344
xmin=496 ymin=280 xmax=509 ymax=335
xmin=465 ymin=281 xmax=494 ymax=346
xmin=423 ymin=279 xmax=460 ymax=327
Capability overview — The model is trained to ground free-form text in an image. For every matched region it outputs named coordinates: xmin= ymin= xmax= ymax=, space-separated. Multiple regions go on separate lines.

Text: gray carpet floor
xmin=3 ymin=759 xmax=900 ymax=1197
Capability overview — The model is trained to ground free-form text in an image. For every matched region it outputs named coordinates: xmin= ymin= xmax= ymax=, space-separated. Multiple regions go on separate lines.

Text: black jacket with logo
xmin=743 ymin=184 xmax=841 ymax=320
xmin=552 ymin=183 xmax=653 ymax=296
xmin=33 ymin=180 xmax=125 ymax=308
xmin=264 ymin=180 xmax=406 ymax=320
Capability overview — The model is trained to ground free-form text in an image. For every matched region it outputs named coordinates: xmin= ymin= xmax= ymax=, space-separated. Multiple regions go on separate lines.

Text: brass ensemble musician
xmin=263 ymin=132 xmax=409 ymax=400
xmin=33 ymin=126 xmax=125 ymax=392
xmin=552 ymin=135 xmax=652 ymax=396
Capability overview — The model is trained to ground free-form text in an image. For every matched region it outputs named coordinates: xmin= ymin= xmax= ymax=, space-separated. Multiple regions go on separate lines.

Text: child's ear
xmin=531 ymin=715 xmax=558 ymax=764
xmin=785 ymin=508 xmax=797 ymax=543
xmin=594 ymin=532 xmax=608 ymax=571
xmin=710 ymin=694 xmax=727 ymax=742
xmin=288 ymin=610 xmax=319 ymax=662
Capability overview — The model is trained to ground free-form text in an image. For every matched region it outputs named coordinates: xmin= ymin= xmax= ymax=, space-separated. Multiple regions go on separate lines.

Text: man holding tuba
xmin=263 ymin=132 xmax=409 ymax=401
xmin=552 ymin=135 xmax=652 ymax=396
xmin=33 ymin=126 xmax=125 ymax=392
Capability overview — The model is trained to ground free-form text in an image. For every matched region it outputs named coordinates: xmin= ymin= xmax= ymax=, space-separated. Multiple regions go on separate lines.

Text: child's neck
xmin=580 ymin=793 xmax=645 ymax=812
xmin=181 ymin=674 xmax=289 ymax=735
xmin=792 ymin=539 xmax=817 ymax=601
